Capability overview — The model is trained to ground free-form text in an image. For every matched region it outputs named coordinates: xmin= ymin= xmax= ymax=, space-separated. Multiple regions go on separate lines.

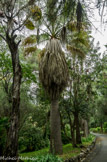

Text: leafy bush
xmin=82 ymin=134 xmax=95 ymax=143
xmin=19 ymin=126 xmax=49 ymax=152
xmin=97 ymin=127 xmax=101 ymax=132
xmin=61 ymin=132 xmax=71 ymax=144
xmin=104 ymin=122 xmax=107 ymax=128
xmin=90 ymin=127 xmax=101 ymax=133
xmin=25 ymin=154 xmax=63 ymax=162
xmin=103 ymin=122 xmax=107 ymax=133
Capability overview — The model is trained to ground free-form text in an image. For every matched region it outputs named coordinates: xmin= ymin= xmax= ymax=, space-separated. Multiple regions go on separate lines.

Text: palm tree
xmin=39 ymin=37 xmax=69 ymax=154
xmin=39 ymin=0 xmax=87 ymax=153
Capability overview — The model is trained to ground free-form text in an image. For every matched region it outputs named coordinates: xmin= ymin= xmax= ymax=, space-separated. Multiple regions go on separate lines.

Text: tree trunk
xmin=50 ymin=99 xmax=63 ymax=155
xmin=4 ymin=34 xmax=22 ymax=159
xmin=67 ymin=112 xmax=76 ymax=147
xmin=75 ymin=112 xmax=81 ymax=144
xmin=81 ymin=119 xmax=89 ymax=137
xmin=84 ymin=120 xmax=89 ymax=137
xmin=70 ymin=121 xmax=76 ymax=147
xmin=100 ymin=120 xmax=103 ymax=133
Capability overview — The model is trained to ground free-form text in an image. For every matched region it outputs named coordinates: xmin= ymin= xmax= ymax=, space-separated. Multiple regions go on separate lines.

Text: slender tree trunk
xmin=50 ymin=99 xmax=63 ymax=155
xmin=67 ymin=112 xmax=76 ymax=147
xmin=100 ymin=120 xmax=103 ymax=133
xmin=84 ymin=120 xmax=89 ymax=137
xmin=75 ymin=112 xmax=81 ymax=144
xmin=4 ymin=34 xmax=22 ymax=159
xmin=70 ymin=121 xmax=76 ymax=147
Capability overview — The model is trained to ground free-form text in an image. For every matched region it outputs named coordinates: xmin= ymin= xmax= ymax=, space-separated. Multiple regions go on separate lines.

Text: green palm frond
xmin=67 ymin=29 xmax=90 ymax=58
xmin=71 ymin=37 xmax=90 ymax=48
xmin=24 ymin=47 xmax=37 ymax=56
xmin=30 ymin=5 xmax=42 ymax=21
xmin=67 ymin=45 xmax=85 ymax=58
xmin=23 ymin=35 xmax=36 ymax=46
xmin=25 ymin=20 xmax=35 ymax=30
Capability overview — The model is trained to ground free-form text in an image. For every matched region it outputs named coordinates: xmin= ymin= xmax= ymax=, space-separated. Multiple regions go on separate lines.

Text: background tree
xmin=0 ymin=0 xmax=40 ymax=158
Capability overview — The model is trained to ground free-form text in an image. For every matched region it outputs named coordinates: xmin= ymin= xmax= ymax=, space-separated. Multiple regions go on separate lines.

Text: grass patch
xmin=20 ymin=144 xmax=80 ymax=161
xmin=20 ymin=147 xmax=49 ymax=157
xmin=60 ymin=144 xmax=81 ymax=160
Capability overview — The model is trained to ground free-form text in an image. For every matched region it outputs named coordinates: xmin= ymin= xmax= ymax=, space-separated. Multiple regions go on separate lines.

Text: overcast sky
xmin=88 ymin=0 xmax=107 ymax=53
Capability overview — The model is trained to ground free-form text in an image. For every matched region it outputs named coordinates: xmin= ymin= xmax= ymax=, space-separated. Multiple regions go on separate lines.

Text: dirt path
xmin=85 ymin=133 xmax=107 ymax=162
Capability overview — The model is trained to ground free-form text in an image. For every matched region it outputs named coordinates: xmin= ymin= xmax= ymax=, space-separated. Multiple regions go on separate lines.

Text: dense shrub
xmin=19 ymin=126 xmax=49 ymax=152
xmin=90 ymin=124 xmax=107 ymax=133
xmin=103 ymin=122 xmax=107 ymax=133
xmin=82 ymin=134 xmax=95 ymax=143
xmin=90 ymin=127 xmax=101 ymax=133
xmin=61 ymin=132 xmax=71 ymax=144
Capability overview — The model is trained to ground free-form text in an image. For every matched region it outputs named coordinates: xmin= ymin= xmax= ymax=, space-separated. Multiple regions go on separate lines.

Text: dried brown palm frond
xmin=39 ymin=38 xmax=69 ymax=99
xmin=38 ymin=48 xmax=46 ymax=62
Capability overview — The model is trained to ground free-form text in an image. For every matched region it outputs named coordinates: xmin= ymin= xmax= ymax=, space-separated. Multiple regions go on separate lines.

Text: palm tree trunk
xmin=50 ymin=99 xmax=63 ymax=154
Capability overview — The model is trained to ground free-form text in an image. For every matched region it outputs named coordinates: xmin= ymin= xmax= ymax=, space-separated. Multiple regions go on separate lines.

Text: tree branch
xmin=0 ymin=34 xmax=6 ymax=41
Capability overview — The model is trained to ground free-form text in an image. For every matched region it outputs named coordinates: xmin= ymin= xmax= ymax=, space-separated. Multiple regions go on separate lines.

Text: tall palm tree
xmin=39 ymin=0 xmax=86 ymax=153
xmin=39 ymin=37 xmax=69 ymax=154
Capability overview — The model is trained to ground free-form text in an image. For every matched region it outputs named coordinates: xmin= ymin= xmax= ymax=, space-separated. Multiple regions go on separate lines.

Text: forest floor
xmin=85 ymin=133 xmax=107 ymax=162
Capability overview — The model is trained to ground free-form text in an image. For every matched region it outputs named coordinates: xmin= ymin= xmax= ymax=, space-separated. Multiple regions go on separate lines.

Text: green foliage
xmin=23 ymin=36 xmax=36 ymax=46
xmin=21 ymin=143 xmax=81 ymax=161
xmin=21 ymin=135 xmax=95 ymax=161
xmin=104 ymin=122 xmax=107 ymax=133
xmin=19 ymin=100 xmax=50 ymax=152
xmin=25 ymin=20 xmax=35 ymax=30
xmin=82 ymin=134 xmax=95 ymax=143
xmin=90 ymin=127 xmax=101 ymax=133
xmin=0 ymin=117 xmax=9 ymax=155
xmin=30 ymin=6 xmax=42 ymax=21
xmin=21 ymin=63 xmax=36 ymax=84
xmin=61 ymin=132 xmax=71 ymax=145
xmin=32 ymin=154 xmax=63 ymax=162
xmin=19 ymin=126 xmax=49 ymax=152
xmin=24 ymin=47 xmax=37 ymax=56
xmin=0 ymin=52 xmax=12 ymax=76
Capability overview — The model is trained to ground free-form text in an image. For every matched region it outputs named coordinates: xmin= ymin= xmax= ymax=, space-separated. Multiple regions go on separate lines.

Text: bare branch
xmin=11 ymin=14 xmax=31 ymax=37
xmin=17 ymin=40 xmax=21 ymax=46
xmin=0 ymin=34 xmax=6 ymax=41
xmin=13 ymin=2 xmax=30 ymax=18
